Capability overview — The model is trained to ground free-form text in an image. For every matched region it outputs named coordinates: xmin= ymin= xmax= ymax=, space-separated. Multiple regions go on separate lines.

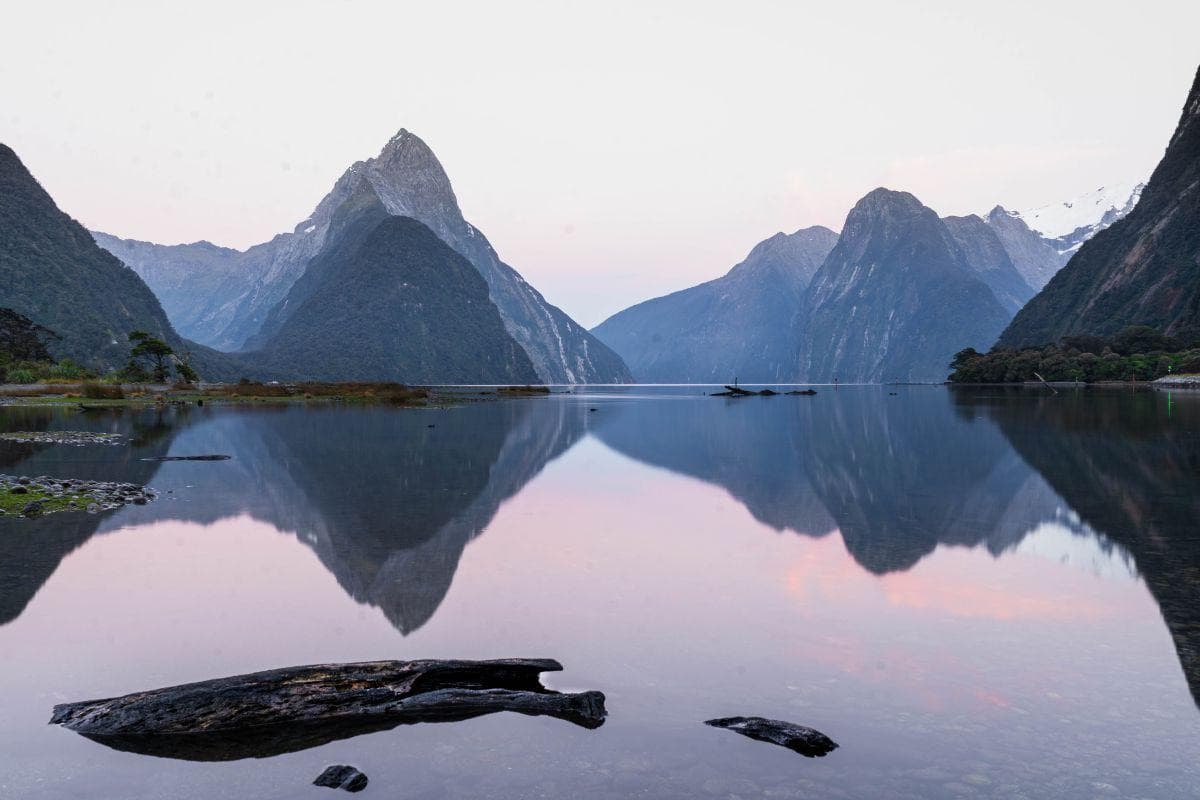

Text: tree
xmin=128 ymin=331 xmax=174 ymax=382
xmin=175 ymin=349 xmax=199 ymax=383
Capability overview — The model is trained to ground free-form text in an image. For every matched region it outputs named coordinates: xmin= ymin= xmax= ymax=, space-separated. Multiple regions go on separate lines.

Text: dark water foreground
xmin=0 ymin=386 xmax=1197 ymax=798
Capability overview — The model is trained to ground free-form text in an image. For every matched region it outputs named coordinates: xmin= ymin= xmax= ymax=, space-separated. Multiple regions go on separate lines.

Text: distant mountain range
xmin=1000 ymin=64 xmax=1200 ymax=348
xmin=594 ymin=177 xmax=1138 ymax=383
xmin=591 ymin=226 xmax=837 ymax=383
xmin=95 ymin=130 xmax=631 ymax=384
xmin=6 ymin=90 xmax=1174 ymax=385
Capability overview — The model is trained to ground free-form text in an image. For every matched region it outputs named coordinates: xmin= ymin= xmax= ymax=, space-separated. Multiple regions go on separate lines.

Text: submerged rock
xmin=50 ymin=658 xmax=605 ymax=761
xmin=314 ymin=765 xmax=368 ymax=793
xmin=705 ymin=716 xmax=838 ymax=757
xmin=786 ymin=389 xmax=818 ymax=396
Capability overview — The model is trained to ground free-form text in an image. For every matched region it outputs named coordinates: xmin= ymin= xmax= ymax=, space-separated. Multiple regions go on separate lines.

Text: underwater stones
xmin=314 ymin=765 xmax=368 ymax=792
xmin=705 ymin=716 xmax=838 ymax=757
xmin=0 ymin=431 xmax=123 ymax=446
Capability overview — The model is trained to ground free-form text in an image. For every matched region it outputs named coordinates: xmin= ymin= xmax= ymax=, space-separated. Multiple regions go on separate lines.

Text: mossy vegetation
xmin=0 ymin=485 xmax=96 ymax=517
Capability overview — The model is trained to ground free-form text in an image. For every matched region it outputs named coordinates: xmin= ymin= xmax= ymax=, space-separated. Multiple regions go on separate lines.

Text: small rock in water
xmin=705 ymin=716 xmax=838 ymax=757
xmin=314 ymin=765 xmax=368 ymax=792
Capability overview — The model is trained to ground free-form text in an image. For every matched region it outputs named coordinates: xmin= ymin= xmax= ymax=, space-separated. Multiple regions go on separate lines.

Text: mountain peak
xmin=374 ymin=128 xmax=440 ymax=169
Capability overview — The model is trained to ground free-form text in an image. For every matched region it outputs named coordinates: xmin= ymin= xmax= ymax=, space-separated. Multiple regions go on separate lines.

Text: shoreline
xmin=0 ymin=381 xmax=557 ymax=409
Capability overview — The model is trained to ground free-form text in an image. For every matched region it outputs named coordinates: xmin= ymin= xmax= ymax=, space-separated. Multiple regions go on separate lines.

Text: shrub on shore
xmin=82 ymin=382 xmax=125 ymax=400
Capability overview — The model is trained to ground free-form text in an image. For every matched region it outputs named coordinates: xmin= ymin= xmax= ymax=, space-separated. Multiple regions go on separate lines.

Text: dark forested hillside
xmin=0 ymin=144 xmax=181 ymax=369
xmin=999 ymin=64 xmax=1200 ymax=347
xmin=0 ymin=144 xmax=235 ymax=378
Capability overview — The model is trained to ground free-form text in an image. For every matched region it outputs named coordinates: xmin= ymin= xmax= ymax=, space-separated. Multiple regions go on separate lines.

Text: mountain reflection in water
xmin=0 ymin=400 xmax=587 ymax=636
xmin=1 ymin=386 xmax=1197 ymax=710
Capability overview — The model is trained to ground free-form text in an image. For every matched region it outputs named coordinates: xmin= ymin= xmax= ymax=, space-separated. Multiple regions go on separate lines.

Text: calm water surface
xmin=1 ymin=386 xmax=1198 ymax=798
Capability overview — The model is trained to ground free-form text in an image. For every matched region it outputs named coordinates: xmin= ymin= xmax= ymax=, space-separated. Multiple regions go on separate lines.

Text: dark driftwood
xmin=705 ymin=716 xmax=838 ymax=757
xmin=50 ymin=658 xmax=605 ymax=761
xmin=139 ymin=454 xmax=231 ymax=461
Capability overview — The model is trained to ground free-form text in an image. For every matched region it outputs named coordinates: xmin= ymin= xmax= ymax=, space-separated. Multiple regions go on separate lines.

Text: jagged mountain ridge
xmin=591 ymin=226 xmax=837 ymax=382
xmin=95 ymin=130 xmax=631 ymax=383
xmin=1000 ymin=64 xmax=1200 ymax=347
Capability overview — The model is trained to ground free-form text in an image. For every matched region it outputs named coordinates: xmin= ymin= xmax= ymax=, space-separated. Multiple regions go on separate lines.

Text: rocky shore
xmin=1154 ymin=374 xmax=1200 ymax=389
xmin=0 ymin=430 xmax=123 ymax=446
xmin=0 ymin=474 xmax=155 ymax=518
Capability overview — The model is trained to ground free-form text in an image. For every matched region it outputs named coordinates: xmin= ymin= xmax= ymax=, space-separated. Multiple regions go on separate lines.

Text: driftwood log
xmin=705 ymin=716 xmax=838 ymax=757
xmin=50 ymin=658 xmax=605 ymax=761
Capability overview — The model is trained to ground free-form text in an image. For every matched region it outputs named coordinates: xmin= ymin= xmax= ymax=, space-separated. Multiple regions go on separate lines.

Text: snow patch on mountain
xmin=1012 ymin=182 xmax=1144 ymax=240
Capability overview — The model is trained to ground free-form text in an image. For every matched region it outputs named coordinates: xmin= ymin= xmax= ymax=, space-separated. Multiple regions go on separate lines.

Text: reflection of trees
xmin=962 ymin=387 xmax=1200 ymax=707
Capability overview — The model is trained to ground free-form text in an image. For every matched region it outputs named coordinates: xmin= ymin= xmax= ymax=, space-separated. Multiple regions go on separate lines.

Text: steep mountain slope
xmin=94 ymin=130 xmax=631 ymax=383
xmin=1000 ymin=65 xmax=1200 ymax=347
xmin=0 ymin=144 xmax=233 ymax=376
xmin=250 ymin=177 xmax=538 ymax=383
xmin=798 ymin=189 xmax=1011 ymax=383
xmin=942 ymin=214 xmax=1035 ymax=314
xmin=591 ymin=226 xmax=837 ymax=382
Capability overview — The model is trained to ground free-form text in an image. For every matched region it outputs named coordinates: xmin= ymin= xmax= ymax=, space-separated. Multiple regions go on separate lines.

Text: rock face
xmin=981 ymin=207 xmax=1069 ymax=292
xmin=246 ymin=177 xmax=538 ymax=383
xmin=941 ymin=215 xmax=1035 ymax=315
xmin=0 ymin=144 xmax=231 ymax=376
xmin=94 ymin=130 xmax=631 ymax=384
xmin=798 ymin=189 xmax=1011 ymax=383
xmin=49 ymin=658 xmax=606 ymax=761
xmin=1000 ymin=64 xmax=1200 ymax=347
xmin=314 ymin=766 xmax=368 ymax=793
xmin=592 ymin=227 xmax=837 ymax=382
xmin=705 ymin=716 xmax=838 ymax=757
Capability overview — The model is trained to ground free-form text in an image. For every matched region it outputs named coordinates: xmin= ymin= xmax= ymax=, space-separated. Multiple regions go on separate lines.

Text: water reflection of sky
xmin=0 ymin=387 xmax=1198 ymax=798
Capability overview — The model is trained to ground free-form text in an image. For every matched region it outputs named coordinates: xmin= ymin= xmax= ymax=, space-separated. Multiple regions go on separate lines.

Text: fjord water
xmin=1 ymin=387 xmax=1198 ymax=798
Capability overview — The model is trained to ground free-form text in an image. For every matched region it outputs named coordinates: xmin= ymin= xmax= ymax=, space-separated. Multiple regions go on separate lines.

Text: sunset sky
xmin=2 ymin=0 xmax=1197 ymax=325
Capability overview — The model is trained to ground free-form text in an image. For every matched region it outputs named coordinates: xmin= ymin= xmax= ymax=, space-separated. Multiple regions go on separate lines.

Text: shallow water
xmin=1 ymin=386 xmax=1198 ymax=799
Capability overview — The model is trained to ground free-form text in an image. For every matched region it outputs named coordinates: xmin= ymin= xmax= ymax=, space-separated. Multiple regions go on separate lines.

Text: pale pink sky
xmin=2 ymin=0 xmax=1197 ymax=326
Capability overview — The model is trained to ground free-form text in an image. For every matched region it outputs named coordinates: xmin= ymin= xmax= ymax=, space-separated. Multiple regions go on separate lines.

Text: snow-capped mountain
xmin=1010 ymin=182 xmax=1144 ymax=253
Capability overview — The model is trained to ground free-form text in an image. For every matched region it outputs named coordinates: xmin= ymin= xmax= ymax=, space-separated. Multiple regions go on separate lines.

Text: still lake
xmin=1 ymin=386 xmax=1198 ymax=799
